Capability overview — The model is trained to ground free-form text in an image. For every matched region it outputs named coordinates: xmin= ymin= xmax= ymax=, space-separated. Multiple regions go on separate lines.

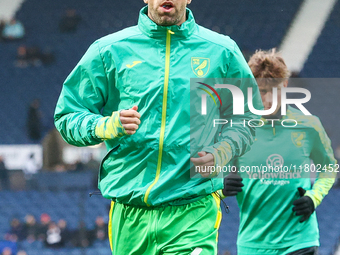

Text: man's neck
xmin=263 ymin=107 xmax=282 ymax=120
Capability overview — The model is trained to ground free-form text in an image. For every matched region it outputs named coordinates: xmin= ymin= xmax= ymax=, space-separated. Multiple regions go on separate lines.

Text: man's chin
xmin=158 ymin=17 xmax=177 ymax=26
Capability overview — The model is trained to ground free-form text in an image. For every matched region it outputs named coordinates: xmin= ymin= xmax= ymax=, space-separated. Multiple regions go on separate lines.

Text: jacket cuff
xmin=305 ymin=176 xmax=336 ymax=209
xmin=91 ymin=115 xmax=106 ymax=141
xmin=94 ymin=111 xmax=128 ymax=140
xmin=304 ymin=190 xmax=318 ymax=209
xmin=202 ymin=141 xmax=233 ymax=168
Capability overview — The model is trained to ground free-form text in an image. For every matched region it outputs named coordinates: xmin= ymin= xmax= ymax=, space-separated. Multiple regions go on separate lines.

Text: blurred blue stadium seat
xmin=0 ymin=174 xmax=110 ymax=234
xmin=34 ymin=171 xmax=93 ymax=190
xmin=0 ymin=240 xmax=17 ymax=254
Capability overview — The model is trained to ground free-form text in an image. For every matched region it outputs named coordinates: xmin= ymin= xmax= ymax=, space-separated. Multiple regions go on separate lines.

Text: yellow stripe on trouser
xmin=108 ymin=201 xmax=115 ymax=251
xmin=212 ymin=193 xmax=222 ymax=242
xmin=143 ymin=30 xmax=173 ymax=206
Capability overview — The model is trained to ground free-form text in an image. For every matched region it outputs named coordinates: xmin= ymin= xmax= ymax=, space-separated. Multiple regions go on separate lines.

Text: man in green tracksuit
xmin=54 ymin=0 xmax=262 ymax=254
xmin=224 ymin=49 xmax=337 ymax=255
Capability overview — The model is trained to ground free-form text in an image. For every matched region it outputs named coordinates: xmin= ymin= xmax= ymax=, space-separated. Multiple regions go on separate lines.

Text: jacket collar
xmin=138 ymin=6 xmax=196 ymax=39
xmin=262 ymin=107 xmax=283 ymax=122
xmin=261 ymin=106 xmax=292 ymax=124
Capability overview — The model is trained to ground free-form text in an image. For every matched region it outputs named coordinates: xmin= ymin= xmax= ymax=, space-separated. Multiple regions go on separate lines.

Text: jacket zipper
xmin=144 ymin=29 xmax=174 ymax=206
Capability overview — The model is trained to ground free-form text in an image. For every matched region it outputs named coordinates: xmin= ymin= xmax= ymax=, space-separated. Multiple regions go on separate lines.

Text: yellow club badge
xmin=191 ymin=57 xmax=210 ymax=77
xmin=291 ymin=132 xmax=305 ymax=147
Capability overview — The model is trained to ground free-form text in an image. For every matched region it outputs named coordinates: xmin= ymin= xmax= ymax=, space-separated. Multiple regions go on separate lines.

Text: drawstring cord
xmin=89 ymin=190 xmax=102 ymax=197
xmin=214 ymin=191 xmax=230 ymax=214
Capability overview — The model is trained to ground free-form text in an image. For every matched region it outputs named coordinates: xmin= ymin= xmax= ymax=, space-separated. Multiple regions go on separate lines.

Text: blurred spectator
xmin=15 ymin=45 xmax=29 ymax=68
xmin=15 ymin=45 xmax=41 ymax=68
xmin=93 ymin=216 xmax=108 ymax=242
xmin=6 ymin=218 xmax=25 ymax=242
xmin=37 ymin=213 xmax=51 ymax=242
xmin=45 ymin=222 xmax=63 ymax=248
xmin=1 ymin=247 xmax=12 ymax=255
xmin=59 ymin=9 xmax=81 ymax=33
xmin=25 ymin=46 xmax=41 ymax=66
xmin=0 ymin=20 xmax=5 ymax=41
xmin=15 ymin=45 xmax=55 ymax=68
xmin=58 ymin=219 xmax=72 ymax=247
xmin=1 ymin=18 xmax=25 ymax=41
xmin=0 ymin=155 xmax=9 ymax=190
xmin=42 ymin=128 xmax=65 ymax=170
xmin=71 ymin=159 xmax=84 ymax=172
xmin=72 ymin=221 xmax=92 ymax=248
xmin=16 ymin=251 xmax=27 ymax=255
xmin=22 ymin=153 xmax=40 ymax=189
xmin=26 ymin=99 xmax=43 ymax=141
xmin=23 ymin=214 xmax=39 ymax=241
xmin=1 ymin=214 xmax=114 ymax=250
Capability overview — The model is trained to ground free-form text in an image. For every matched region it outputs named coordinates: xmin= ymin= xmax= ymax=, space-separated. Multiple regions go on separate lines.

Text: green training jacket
xmin=234 ymin=106 xmax=336 ymax=250
xmin=54 ymin=7 xmax=262 ymax=207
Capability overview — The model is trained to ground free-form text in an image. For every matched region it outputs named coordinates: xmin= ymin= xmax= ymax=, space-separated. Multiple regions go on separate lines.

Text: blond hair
xmin=248 ymin=48 xmax=290 ymax=85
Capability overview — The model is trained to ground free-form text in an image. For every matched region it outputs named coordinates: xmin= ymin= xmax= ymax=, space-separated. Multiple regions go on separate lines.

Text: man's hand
xmin=120 ymin=106 xmax=141 ymax=135
xmin=292 ymin=187 xmax=315 ymax=223
xmin=95 ymin=106 xmax=141 ymax=139
xmin=222 ymin=172 xmax=244 ymax=196
xmin=190 ymin=151 xmax=214 ymax=177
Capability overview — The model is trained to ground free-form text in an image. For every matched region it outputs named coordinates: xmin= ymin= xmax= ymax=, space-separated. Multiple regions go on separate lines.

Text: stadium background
xmin=0 ymin=0 xmax=340 ymax=254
